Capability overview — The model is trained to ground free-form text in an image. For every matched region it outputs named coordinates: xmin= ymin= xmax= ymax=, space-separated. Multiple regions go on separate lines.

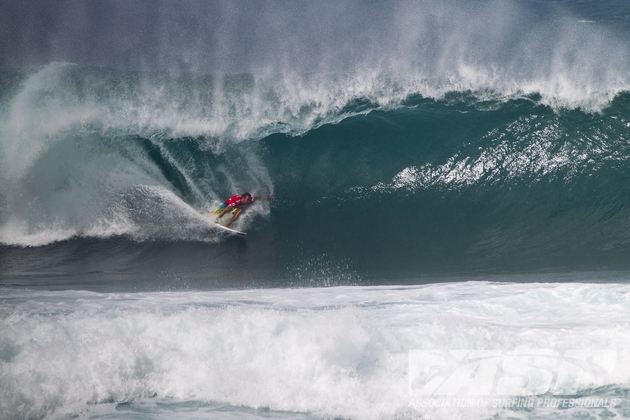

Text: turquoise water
xmin=4 ymin=67 xmax=630 ymax=283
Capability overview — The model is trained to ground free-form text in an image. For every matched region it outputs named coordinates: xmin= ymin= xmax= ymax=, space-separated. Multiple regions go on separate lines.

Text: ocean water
xmin=2 ymin=0 xmax=630 ymax=419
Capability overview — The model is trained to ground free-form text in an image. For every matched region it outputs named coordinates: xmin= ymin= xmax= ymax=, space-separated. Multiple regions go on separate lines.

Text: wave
xmin=2 ymin=59 xmax=630 ymax=276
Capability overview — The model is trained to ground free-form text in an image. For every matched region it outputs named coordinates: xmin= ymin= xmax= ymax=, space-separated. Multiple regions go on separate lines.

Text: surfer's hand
xmin=269 ymin=194 xmax=276 ymax=200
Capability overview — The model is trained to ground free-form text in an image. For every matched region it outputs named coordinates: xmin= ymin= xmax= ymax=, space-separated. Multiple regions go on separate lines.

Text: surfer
xmin=213 ymin=193 xmax=276 ymax=227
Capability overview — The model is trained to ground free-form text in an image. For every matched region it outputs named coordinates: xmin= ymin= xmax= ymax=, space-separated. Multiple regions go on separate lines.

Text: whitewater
xmin=2 ymin=0 xmax=630 ymax=419
xmin=3 ymin=282 xmax=630 ymax=420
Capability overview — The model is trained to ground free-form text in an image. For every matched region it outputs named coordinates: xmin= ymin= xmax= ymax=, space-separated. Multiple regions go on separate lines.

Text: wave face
xmin=3 ymin=57 xmax=630 ymax=283
xmin=3 ymin=1 xmax=630 ymax=285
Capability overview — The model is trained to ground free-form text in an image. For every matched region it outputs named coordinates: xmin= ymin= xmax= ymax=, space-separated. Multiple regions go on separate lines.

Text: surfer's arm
xmin=253 ymin=194 xmax=276 ymax=201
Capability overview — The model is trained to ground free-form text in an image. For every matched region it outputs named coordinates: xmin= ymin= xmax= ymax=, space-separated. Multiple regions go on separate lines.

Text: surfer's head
xmin=242 ymin=192 xmax=252 ymax=204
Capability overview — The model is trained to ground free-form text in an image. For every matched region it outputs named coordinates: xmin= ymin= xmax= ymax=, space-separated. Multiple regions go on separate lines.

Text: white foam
xmin=1 ymin=281 xmax=629 ymax=419
xmin=0 ymin=218 xmax=78 ymax=247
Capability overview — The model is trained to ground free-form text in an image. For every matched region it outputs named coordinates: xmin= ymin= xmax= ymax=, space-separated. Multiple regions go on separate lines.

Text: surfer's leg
xmin=226 ymin=208 xmax=242 ymax=227
xmin=212 ymin=203 xmax=227 ymax=217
